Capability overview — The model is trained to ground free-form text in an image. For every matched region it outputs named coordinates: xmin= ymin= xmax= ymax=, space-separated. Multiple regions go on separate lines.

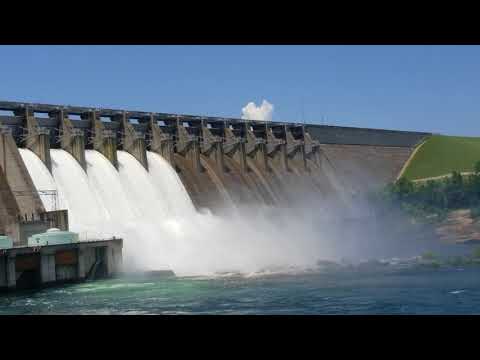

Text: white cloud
xmin=241 ymin=100 xmax=274 ymax=121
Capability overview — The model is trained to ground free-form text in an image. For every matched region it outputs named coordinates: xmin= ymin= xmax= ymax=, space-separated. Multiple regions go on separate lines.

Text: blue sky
xmin=0 ymin=45 xmax=479 ymax=136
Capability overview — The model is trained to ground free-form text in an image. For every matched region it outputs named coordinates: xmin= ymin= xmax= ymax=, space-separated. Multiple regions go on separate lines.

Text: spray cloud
xmin=19 ymin=143 xmax=457 ymax=278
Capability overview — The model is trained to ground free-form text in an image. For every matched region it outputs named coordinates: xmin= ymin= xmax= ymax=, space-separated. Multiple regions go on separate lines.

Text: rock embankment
xmin=436 ymin=209 xmax=480 ymax=244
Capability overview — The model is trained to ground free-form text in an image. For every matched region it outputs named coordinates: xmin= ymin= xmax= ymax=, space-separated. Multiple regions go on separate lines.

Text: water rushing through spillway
xmin=19 ymin=148 xmax=331 ymax=276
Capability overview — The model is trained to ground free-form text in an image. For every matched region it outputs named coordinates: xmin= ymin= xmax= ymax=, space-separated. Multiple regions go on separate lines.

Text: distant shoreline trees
xmin=378 ymin=160 xmax=480 ymax=222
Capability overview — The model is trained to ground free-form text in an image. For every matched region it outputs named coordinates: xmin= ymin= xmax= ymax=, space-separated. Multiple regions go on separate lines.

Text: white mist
xmin=20 ymin=148 xmax=336 ymax=276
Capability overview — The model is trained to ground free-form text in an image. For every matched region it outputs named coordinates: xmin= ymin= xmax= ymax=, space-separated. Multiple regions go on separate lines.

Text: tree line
xmin=377 ymin=161 xmax=480 ymax=222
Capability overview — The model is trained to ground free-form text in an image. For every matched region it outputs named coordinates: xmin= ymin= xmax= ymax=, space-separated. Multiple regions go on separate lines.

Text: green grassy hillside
xmin=402 ymin=135 xmax=480 ymax=180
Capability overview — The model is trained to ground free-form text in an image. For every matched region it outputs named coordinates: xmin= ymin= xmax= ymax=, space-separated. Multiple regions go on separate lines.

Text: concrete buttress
xmin=116 ymin=112 xmax=148 ymax=170
xmin=57 ymin=109 xmax=87 ymax=171
xmin=89 ymin=110 xmax=118 ymax=169
xmin=148 ymin=114 xmax=174 ymax=166
xmin=17 ymin=106 xmax=52 ymax=172
xmin=175 ymin=117 xmax=202 ymax=173
xmin=201 ymin=119 xmax=225 ymax=175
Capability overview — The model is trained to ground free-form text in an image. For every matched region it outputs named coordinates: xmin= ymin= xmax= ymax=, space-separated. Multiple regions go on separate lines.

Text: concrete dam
xmin=0 ymin=100 xmax=430 ymax=275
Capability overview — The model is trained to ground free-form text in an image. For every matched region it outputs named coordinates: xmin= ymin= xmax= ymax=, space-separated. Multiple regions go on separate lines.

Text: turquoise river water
xmin=1 ymin=263 xmax=480 ymax=315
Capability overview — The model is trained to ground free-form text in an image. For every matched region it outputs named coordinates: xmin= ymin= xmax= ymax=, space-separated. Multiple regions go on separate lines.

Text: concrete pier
xmin=201 ymin=119 xmax=225 ymax=175
xmin=224 ymin=123 xmax=247 ymax=173
xmin=285 ymin=125 xmax=307 ymax=171
xmin=245 ymin=123 xmax=268 ymax=172
xmin=40 ymin=250 xmax=56 ymax=284
xmin=6 ymin=255 xmax=16 ymax=289
xmin=0 ymin=238 xmax=123 ymax=291
xmin=116 ymin=112 xmax=148 ymax=170
xmin=147 ymin=114 xmax=175 ymax=165
xmin=0 ymin=126 xmax=46 ymax=243
xmin=0 ymin=256 xmax=6 ymax=288
xmin=16 ymin=106 xmax=52 ymax=173
xmin=265 ymin=125 xmax=288 ymax=173
xmin=89 ymin=110 xmax=118 ymax=169
xmin=57 ymin=109 xmax=87 ymax=171
xmin=175 ymin=117 xmax=202 ymax=173
xmin=304 ymin=130 xmax=321 ymax=168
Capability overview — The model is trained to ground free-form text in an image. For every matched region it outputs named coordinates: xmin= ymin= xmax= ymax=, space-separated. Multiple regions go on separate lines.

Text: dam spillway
xmin=0 ymin=100 xmax=336 ymax=210
xmin=0 ymin=100 xmax=431 ymax=276
xmin=20 ymin=148 xmax=200 ymax=273
xmin=18 ymin=147 xmax=328 ymax=275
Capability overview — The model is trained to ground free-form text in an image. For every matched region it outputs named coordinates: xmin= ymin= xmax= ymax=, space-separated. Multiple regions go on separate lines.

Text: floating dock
xmin=0 ymin=237 xmax=123 ymax=291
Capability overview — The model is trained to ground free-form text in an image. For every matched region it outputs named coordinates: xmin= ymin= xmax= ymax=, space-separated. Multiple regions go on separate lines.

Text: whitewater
xmin=19 ymin=149 xmax=335 ymax=276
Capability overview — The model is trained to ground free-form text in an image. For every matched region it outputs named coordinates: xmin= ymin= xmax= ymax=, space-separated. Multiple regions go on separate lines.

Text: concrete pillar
xmin=0 ymin=126 xmax=11 ymax=176
xmin=285 ymin=125 xmax=307 ymax=171
xmin=253 ymin=143 xmax=269 ymax=172
xmin=40 ymin=251 xmax=56 ymax=284
xmin=304 ymin=130 xmax=321 ymax=168
xmin=0 ymin=127 xmax=45 ymax=242
xmin=0 ymin=256 xmax=6 ymax=288
xmin=0 ymin=163 xmax=21 ymax=241
xmin=224 ymin=126 xmax=247 ymax=173
xmin=116 ymin=112 xmax=148 ymax=170
xmin=56 ymin=109 xmax=86 ymax=171
xmin=6 ymin=255 xmax=16 ymax=288
xmin=17 ymin=106 xmax=52 ymax=172
xmin=186 ymin=140 xmax=202 ymax=173
xmin=201 ymin=120 xmax=225 ymax=174
xmin=175 ymin=117 xmax=202 ymax=173
xmin=149 ymin=115 xmax=174 ymax=165
xmin=266 ymin=126 xmax=287 ymax=173
xmin=104 ymin=242 xmax=122 ymax=277
xmin=77 ymin=248 xmax=86 ymax=280
xmin=90 ymin=111 xmax=118 ymax=169
xmin=115 ymin=245 xmax=123 ymax=274
xmin=245 ymin=124 xmax=268 ymax=172
xmin=105 ymin=246 xmax=113 ymax=276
